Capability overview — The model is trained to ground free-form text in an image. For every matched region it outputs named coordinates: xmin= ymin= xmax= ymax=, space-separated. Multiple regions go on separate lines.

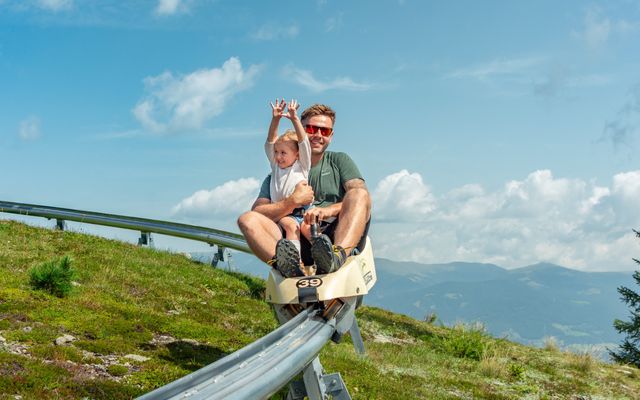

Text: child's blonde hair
xmin=275 ymin=129 xmax=299 ymax=150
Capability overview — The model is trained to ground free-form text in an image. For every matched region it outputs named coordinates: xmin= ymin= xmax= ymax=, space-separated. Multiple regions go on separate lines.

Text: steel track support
xmin=349 ymin=318 xmax=366 ymax=356
xmin=138 ymin=231 xmax=154 ymax=247
xmin=286 ymin=356 xmax=351 ymax=400
xmin=55 ymin=218 xmax=66 ymax=231
xmin=211 ymin=245 xmax=226 ymax=267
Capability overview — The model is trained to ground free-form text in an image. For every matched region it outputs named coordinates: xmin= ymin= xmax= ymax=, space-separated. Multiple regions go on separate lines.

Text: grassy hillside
xmin=1 ymin=220 xmax=639 ymax=399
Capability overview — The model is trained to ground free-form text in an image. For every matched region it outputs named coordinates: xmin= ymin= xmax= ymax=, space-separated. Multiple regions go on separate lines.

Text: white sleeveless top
xmin=264 ymin=135 xmax=312 ymax=203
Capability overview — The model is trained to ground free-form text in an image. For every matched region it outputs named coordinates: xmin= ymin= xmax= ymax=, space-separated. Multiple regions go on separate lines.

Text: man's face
xmin=303 ymin=115 xmax=334 ymax=156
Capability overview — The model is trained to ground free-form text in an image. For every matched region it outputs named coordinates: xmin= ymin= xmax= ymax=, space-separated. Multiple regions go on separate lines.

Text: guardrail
xmin=1 ymin=200 xmax=355 ymax=399
xmin=0 ymin=200 xmax=251 ymax=253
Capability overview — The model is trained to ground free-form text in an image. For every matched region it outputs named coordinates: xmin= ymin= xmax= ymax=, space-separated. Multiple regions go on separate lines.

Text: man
xmin=237 ymin=103 xmax=371 ymax=277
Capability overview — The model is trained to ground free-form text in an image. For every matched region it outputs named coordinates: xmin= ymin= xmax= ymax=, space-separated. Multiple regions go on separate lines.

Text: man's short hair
xmin=301 ymin=104 xmax=336 ymax=125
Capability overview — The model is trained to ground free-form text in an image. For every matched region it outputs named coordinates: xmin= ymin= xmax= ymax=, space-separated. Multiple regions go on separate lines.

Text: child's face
xmin=274 ymin=141 xmax=299 ymax=169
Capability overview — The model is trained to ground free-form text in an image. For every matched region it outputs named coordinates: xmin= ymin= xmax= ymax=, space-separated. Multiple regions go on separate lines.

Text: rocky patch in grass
xmin=0 ymin=330 xmax=151 ymax=382
xmin=0 ymin=333 xmax=29 ymax=356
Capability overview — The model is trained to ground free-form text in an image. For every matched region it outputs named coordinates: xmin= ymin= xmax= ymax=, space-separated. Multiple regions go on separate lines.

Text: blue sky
xmin=1 ymin=0 xmax=640 ymax=271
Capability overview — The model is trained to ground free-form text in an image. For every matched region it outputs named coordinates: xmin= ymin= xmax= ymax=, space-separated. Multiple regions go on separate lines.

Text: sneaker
xmin=274 ymin=238 xmax=302 ymax=278
xmin=311 ymin=234 xmax=348 ymax=275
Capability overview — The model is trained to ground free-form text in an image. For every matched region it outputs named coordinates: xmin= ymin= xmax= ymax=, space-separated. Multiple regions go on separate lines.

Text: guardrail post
xmin=55 ymin=219 xmax=66 ymax=231
xmin=138 ymin=231 xmax=154 ymax=247
xmin=211 ymin=245 xmax=225 ymax=267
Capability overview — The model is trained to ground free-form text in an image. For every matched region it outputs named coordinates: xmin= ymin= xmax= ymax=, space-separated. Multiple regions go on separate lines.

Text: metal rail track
xmin=138 ymin=308 xmax=341 ymax=400
xmin=0 ymin=200 xmax=250 ymax=253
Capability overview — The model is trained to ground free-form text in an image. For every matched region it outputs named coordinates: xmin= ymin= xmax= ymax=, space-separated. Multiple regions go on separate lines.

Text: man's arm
xmin=344 ymin=178 xmax=368 ymax=192
xmin=252 ymin=181 xmax=314 ymax=222
xmin=303 ymin=178 xmax=366 ymax=225
xmin=252 ymin=197 xmax=297 ymax=222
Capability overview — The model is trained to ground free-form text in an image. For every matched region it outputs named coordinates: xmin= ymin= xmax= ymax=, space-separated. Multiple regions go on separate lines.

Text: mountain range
xmin=369 ymin=259 xmax=633 ymax=350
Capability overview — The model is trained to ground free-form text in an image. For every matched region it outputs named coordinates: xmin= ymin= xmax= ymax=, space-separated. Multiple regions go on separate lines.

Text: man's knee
xmin=237 ymin=211 xmax=260 ymax=233
xmin=345 ymin=188 xmax=371 ymax=211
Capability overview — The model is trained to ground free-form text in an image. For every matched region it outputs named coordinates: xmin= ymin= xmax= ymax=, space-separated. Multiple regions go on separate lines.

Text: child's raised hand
xmin=284 ymin=99 xmax=300 ymax=120
xmin=270 ymin=98 xmax=286 ymax=119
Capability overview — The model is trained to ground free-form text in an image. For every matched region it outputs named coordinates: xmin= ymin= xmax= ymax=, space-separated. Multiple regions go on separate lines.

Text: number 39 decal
xmin=296 ymin=278 xmax=323 ymax=288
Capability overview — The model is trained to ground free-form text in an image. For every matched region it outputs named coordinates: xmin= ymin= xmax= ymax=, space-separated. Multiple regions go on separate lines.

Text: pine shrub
xmin=610 ymin=229 xmax=640 ymax=367
xmin=29 ymin=255 xmax=75 ymax=298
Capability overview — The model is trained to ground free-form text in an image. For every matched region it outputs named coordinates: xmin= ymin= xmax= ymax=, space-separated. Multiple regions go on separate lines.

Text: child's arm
xmin=284 ymin=99 xmax=305 ymax=143
xmin=285 ymin=99 xmax=312 ymax=171
xmin=266 ymin=99 xmax=286 ymax=165
xmin=267 ymin=99 xmax=286 ymax=144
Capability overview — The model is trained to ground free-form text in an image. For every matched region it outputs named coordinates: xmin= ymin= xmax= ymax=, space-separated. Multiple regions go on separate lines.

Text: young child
xmin=265 ymin=99 xmax=313 ymax=277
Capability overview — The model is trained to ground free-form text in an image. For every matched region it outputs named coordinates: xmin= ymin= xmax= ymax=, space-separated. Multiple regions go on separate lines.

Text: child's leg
xmin=300 ymin=219 xmax=312 ymax=241
xmin=278 ymin=216 xmax=300 ymax=241
xmin=279 ymin=216 xmax=304 ymax=263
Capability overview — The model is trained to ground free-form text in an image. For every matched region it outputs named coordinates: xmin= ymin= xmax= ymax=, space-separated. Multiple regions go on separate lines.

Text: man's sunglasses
xmin=304 ymin=124 xmax=333 ymax=137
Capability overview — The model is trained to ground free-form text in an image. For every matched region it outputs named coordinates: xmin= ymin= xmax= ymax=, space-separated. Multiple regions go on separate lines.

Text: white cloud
xmin=371 ymin=169 xmax=640 ymax=271
xmin=372 ymin=170 xmax=436 ymax=222
xmin=37 ymin=0 xmax=73 ymax=11
xmin=172 ymin=178 xmax=261 ymax=220
xmin=447 ymin=56 xmax=544 ymax=82
xmin=189 ymin=169 xmax=640 ymax=271
xmin=572 ymin=7 xmax=640 ymax=50
xmin=155 ymin=0 xmax=188 ymax=16
xmin=283 ymin=65 xmax=371 ymax=92
xmin=133 ymin=57 xmax=261 ymax=134
xmin=325 ymin=13 xmax=343 ymax=32
xmin=19 ymin=116 xmax=41 ymax=141
xmin=581 ymin=7 xmax=611 ymax=49
xmin=450 ymin=56 xmax=613 ymax=98
xmin=251 ymin=23 xmax=299 ymax=40
xmin=600 ymin=83 xmax=640 ymax=151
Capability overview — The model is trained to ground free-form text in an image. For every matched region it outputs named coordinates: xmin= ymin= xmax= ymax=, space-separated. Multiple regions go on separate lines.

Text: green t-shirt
xmin=258 ymin=151 xmax=363 ymax=208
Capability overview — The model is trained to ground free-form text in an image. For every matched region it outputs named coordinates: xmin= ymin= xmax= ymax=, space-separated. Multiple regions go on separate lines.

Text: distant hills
xmin=206 ymin=251 xmax=636 ymax=355
xmin=369 ymin=259 xmax=634 ymax=351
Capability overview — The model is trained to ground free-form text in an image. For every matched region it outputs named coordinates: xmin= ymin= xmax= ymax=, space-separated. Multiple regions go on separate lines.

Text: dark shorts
xmin=300 ymin=217 xmax=371 ymax=266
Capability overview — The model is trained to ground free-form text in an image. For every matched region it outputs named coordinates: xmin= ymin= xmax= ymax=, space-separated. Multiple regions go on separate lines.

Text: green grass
xmin=1 ymin=219 xmax=639 ymax=399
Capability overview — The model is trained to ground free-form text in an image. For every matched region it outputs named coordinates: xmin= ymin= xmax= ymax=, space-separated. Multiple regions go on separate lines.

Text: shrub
xmin=29 ymin=256 xmax=75 ymax=298
xmin=543 ymin=336 xmax=560 ymax=352
xmin=479 ymin=354 xmax=507 ymax=378
xmin=508 ymin=363 xmax=526 ymax=379
xmin=442 ymin=323 xmax=488 ymax=360
xmin=568 ymin=351 xmax=595 ymax=374
xmin=424 ymin=312 xmax=438 ymax=324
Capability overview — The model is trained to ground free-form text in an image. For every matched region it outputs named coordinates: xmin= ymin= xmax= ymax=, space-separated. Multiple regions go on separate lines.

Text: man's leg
xmin=237 ymin=211 xmax=283 ymax=263
xmin=312 ymin=188 xmax=371 ymax=274
xmin=332 ymin=188 xmax=371 ymax=251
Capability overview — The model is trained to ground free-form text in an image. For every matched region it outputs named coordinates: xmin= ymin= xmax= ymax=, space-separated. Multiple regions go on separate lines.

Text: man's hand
xmin=284 ymin=99 xmax=300 ymax=121
xmin=290 ymin=181 xmax=314 ymax=207
xmin=303 ymin=204 xmax=341 ymax=225
xmin=270 ymin=98 xmax=287 ymax=119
